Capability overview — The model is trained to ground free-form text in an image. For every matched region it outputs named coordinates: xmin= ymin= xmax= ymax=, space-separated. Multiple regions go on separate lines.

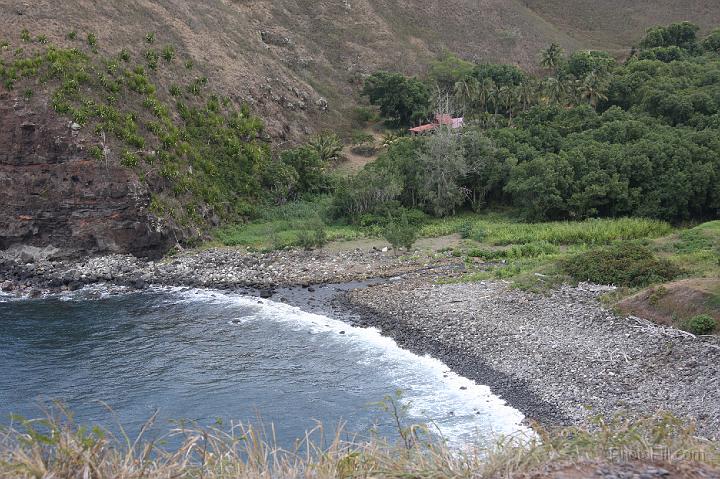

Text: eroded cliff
xmin=0 ymin=92 xmax=173 ymax=257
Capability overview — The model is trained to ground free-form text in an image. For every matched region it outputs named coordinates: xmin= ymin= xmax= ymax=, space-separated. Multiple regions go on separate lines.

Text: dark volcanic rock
xmin=0 ymin=92 xmax=174 ymax=258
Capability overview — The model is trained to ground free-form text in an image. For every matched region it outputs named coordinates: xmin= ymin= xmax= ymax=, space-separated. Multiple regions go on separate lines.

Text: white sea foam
xmin=3 ymin=284 xmax=530 ymax=444
xmin=172 ymin=287 xmax=531 ymax=445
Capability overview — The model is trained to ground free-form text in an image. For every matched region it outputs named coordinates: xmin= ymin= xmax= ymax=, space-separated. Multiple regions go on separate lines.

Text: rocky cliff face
xmin=0 ymin=91 xmax=174 ymax=258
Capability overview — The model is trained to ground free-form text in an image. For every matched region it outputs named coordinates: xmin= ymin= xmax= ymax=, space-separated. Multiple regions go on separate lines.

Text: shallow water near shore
xmin=0 ymin=287 xmax=527 ymax=447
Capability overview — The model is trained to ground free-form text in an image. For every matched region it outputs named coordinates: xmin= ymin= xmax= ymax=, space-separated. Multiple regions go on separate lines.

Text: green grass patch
xmin=420 ymin=215 xmax=672 ymax=246
xmin=215 ymin=197 xmax=361 ymax=250
xmin=656 ymin=220 xmax=720 ymax=277
xmin=480 ymin=217 xmax=672 ymax=246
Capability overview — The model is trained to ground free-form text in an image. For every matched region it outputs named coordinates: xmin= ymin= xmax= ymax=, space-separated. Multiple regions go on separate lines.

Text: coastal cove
xmin=0 ymin=283 xmax=530 ymax=448
xmin=2 ymin=247 xmax=719 ymax=443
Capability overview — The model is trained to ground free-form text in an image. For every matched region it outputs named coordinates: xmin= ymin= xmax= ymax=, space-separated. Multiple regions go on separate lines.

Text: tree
xmin=382 ymin=213 xmax=419 ymax=253
xmin=702 ymin=29 xmax=720 ymax=53
xmin=331 ymin=165 xmax=404 ymax=219
xmin=640 ymin=21 xmax=700 ymax=51
xmin=262 ymin=158 xmax=299 ymax=204
xmin=540 ymin=43 xmax=565 ymax=71
xmin=461 ymin=130 xmax=512 ymax=210
xmin=638 ymin=46 xmax=687 ymax=63
xmin=280 ymin=146 xmax=330 ymax=195
xmin=362 ymin=71 xmax=431 ymax=127
xmin=542 ymin=77 xmax=570 ymax=106
xmin=473 ymin=63 xmax=527 ymax=87
xmin=565 ymin=50 xmax=615 ymax=79
xmin=428 ymin=52 xmax=475 ymax=92
xmin=505 ymin=154 xmax=573 ymax=220
xmin=579 ymin=71 xmax=609 ymax=108
xmin=453 ymin=77 xmax=479 ymax=115
xmin=416 ymin=129 xmax=468 ymax=216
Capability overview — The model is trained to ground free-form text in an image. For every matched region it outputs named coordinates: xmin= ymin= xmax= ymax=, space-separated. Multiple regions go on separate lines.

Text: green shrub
xmin=145 ymin=50 xmax=159 ymax=69
xmin=88 ymin=145 xmax=104 ymax=160
xmin=562 ymin=243 xmax=681 ymax=287
xmin=351 ymin=131 xmax=374 ymax=146
xmin=506 ymin=241 xmax=559 ymax=258
xmin=358 ymin=207 xmax=426 ymax=230
xmin=20 ymin=29 xmax=31 ymax=43
xmin=458 ymin=220 xmax=473 ymax=239
xmin=353 ymin=106 xmax=378 ymax=123
xmin=307 ymin=132 xmax=343 ymax=163
xmin=188 ymin=77 xmax=205 ymax=96
xmin=120 ymin=151 xmax=139 ymax=167
xmin=87 ymin=33 xmax=97 ymax=47
xmin=682 ymin=314 xmax=717 ymax=335
xmin=119 ymin=49 xmax=130 ymax=62
xmin=296 ymin=227 xmax=328 ymax=250
xmin=467 ymin=248 xmax=506 ymax=260
xmin=383 ymin=214 xmax=419 ymax=252
xmin=145 ymin=33 xmax=155 ymax=44
xmin=161 ymin=45 xmax=175 ymax=62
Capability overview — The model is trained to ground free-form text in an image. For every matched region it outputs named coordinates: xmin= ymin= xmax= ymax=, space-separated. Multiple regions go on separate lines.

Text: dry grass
xmin=4 ymin=0 xmax=720 ymax=143
xmin=1 ymin=407 xmax=718 ymax=479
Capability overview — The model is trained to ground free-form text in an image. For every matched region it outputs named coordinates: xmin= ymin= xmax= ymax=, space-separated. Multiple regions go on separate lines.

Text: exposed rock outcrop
xmin=0 ymin=92 xmax=173 ymax=258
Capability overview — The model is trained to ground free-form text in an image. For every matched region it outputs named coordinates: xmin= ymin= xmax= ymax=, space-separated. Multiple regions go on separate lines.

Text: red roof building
xmin=409 ymin=114 xmax=464 ymax=134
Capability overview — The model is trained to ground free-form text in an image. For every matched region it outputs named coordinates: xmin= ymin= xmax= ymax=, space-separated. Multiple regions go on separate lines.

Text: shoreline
xmin=343 ymin=278 xmax=720 ymax=441
xmin=0 ymin=247 xmax=465 ymax=296
xmin=2 ymin=247 xmax=719 ymax=440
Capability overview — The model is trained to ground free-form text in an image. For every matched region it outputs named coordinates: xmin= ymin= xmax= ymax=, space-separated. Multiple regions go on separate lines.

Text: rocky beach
xmin=2 ymin=246 xmax=719 ymax=441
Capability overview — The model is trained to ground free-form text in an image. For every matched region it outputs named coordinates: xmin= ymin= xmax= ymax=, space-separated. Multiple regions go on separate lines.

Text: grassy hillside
xmin=3 ymin=1 xmax=720 ymax=140
xmin=523 ymin=0 xmax=720 ymax=51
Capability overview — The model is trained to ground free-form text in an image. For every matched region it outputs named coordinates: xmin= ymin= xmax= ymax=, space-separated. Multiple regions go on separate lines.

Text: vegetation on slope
xmin=352 ymin=23 xmax=720 ymax=224
xmin=0 ymin=31 xmax=340 ymax=235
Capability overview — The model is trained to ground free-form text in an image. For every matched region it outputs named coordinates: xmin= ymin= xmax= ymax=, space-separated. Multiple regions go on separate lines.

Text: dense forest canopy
xmin=345 ymin=22 xmax=720 ymax=223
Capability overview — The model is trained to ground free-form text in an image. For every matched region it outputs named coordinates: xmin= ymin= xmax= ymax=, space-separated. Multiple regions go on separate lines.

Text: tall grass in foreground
xmin=1 ymin=411 xmax=717 ymax=478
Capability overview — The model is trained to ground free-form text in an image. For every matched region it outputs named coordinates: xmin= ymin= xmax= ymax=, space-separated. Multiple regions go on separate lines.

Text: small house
xmin=409 ymin=114 xmax=464 ymax=135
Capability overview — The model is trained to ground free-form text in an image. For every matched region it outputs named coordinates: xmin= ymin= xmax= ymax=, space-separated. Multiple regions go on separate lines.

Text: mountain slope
xmin=3 ymin=1 xmax=720 ymax=141
xmin=2 ymin=0 xmax=720 ymax=257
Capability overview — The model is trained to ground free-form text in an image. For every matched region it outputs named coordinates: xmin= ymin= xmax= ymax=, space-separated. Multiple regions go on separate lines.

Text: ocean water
xmin=0 ymin=287 xmax=527 ymax=447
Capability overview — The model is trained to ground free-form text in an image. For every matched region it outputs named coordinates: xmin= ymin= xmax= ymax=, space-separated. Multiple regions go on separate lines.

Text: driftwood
xmin=628 ymin=316 xmax=720 ymax=350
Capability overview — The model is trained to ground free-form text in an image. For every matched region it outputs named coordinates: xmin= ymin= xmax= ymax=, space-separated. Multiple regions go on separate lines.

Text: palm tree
xmin=479 ymin=79 xmax=496 ymax=114
xmin=540 ymin=43 xmax=565 ymax=72
xmin=518 ymin=80 xmax=538 ymax=111
xmin=579 ymin=71 xmax=609 ymax=108
xmin=542 ymin=77 xmax=565 ymax=105
xmin=453 ymin=77 xmax=479 ymax=115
